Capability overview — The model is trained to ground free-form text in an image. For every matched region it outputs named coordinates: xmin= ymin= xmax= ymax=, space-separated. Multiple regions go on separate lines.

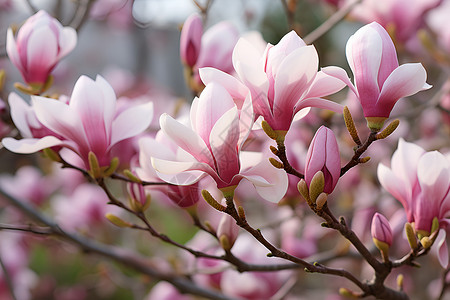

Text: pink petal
xmin=209 ymin=107 xmax=240 ymax=184
xmin=58 ymin=27 xmax=77 ymax=59
xmin=436 ymin=229 xmax=449 ymax=268
xmin=6 ymin=28 xmax=23 ymax=72
xmin=417 ymin=151 xmax=450 ymax=206
xmin=346 ymin=25 xmax=383 ymax=107
xmin=303 ymin=68 xmax=347 ymax=99
xmin=199 ymin=67 xmax=248 ymax=107
xmin=2 ymin=136 xmax=64 ymax=153
xmin=377 ymin=163 xmax=411 ymax=217
xmin=159 ymin=113 xmax=214 ymax=167
xmin=239 ymin=152 xmax=289 ymax=202
xmin=321 ymin=66 xmax=358 ymax=96
xmin=294 ymin=97 xmax=344 ymax=115
xmin=151 ymin=157 xmax=214 ymax=185
xmin=376 ymin=63 xmax=430 ymax=116
xmin=110 ymin=101 xmax=153 ymax=148
xmin=191 ymin=83 xmax=235 ymax=146
xmin=32 ymin=96 xmax=87 ymax=147
xmin=8 ymin=92 xmax=32 ymax=137
xmin=273 ymin=45 xmax=318 ymax=115
xmin=26 ymin=26 xmax=58 ymax=74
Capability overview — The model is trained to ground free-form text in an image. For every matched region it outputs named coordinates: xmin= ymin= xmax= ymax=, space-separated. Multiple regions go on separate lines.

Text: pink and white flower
xmin=180 ymin=13 xmax=203 ymax=68
xmin=378 ymin=139 xmax=450 ymax=267
xmin=324 ymin=22 xmax=431 ymax=131
xmin=6 ymin=10 xmax=77 ymax=90
xmin=149 ymin=82 xmax=288 ymax=202
xmin=2 ymin=75 xmax=153 ymax=170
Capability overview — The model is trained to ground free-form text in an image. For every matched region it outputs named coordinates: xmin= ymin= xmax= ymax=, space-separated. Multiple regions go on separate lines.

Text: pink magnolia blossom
xmin=201 ymin=30 xmax=345 ymax=132
xmin=2 ymin=75 xmax=153 ymax=169
xmin=180 ymin=13 xmax=203 ymax=68
xmin=304 ymin=126 xmax=341 ymax=194
xmin=137 ymin=133 xmax=202 ymax=208
xmin=371 ymin=212 xmax=393 ymax=246
xmin=6 ymin=10 xmax=77 ymax=89
xmin=378 ymin=139 xmax=450 ymax=267
xmin=427 ymin=0 xmax=450 ymax=54
xmin=149 ymin=82 xmax=288 ymax=202
xmin=324 ymin=22 xmax=430 ymax=130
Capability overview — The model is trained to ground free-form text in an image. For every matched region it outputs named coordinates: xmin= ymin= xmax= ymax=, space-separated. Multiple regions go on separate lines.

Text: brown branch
xmin=340 ymin=131 xmax=378 ymax=176
xmin=0 ymin=187 xmax=235 ymax=300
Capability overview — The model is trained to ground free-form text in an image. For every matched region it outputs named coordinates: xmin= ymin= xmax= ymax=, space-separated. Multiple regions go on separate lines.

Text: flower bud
xmin=180 ymin=13 xmax=203 ymax=68
xmin=371 ymin=213 xmax=392 ymax=261
xmin=217 ymin=214 xmax=238 ymax=251
xmin=127 ymin=182 xmax=150 ymax=212
xmin=304 ymin=126 xmax=340 ymax=194
xmin=6 ymin=10 xmax=77 ymax=93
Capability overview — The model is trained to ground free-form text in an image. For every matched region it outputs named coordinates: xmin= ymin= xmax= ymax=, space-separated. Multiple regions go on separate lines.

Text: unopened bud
xmin=262 ymin=120 xmax=278 ymax=140
xmin=269 ymin=157 xmax=284 ymax=169
xmin=405 ymin=222 xmax=418 ymax=250
xmin=88 ymin=151 xmax=101 ymax=179
xmin=376 ymin=119 xmax=400 ymax=140
xmin=309 ymin=171 xmax=324 ymax=203
xmin=0 ymin=69 xmax=5 ymax=92
xmin=123 ymin=169 xmax=142 ymax=183
xmin=269 ymin=145 xmax=279 ymax=155
xmin=103 ymin=157 xmax=119 ymax=177
xmin=315 ymin=192 xmax=327 ymax=210
xmin=217 ymin=214 xmax=238 ymax=251
xmin=343 ymin=106 xmax=361 ymax=145
xmin=358 ymin=156 xmax=371 ymax=164
xmin=297 ymin=179 xmax=311 ymax=204
xmin=431 ymin=217 xmax=439 ymax=234
xmin=339 ymin=287 xmax=358 ymax=298
xmin=420 ymin=236 xmax=432 ymax=249
xmin=106 ymin=213 xmax=132 ymax=228
xmin=202 ymin=190 xmax=226 ymax=211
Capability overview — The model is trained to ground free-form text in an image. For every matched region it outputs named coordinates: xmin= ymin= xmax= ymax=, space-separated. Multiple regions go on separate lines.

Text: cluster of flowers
xmin=0 ymin=3 xmax=449 ymax=299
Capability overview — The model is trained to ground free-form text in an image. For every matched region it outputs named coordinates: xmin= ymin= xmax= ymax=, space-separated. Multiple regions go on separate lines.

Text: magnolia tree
xmin=0 ymin=0 xmax=449 ymax=299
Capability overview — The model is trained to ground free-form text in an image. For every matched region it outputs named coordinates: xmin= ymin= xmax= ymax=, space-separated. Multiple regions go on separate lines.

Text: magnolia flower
xmin=378 ymin=139 xmax=450 ymax=267
xmin=324 ymin=22 xmax=431 ymax=131
xmin=137 ymin=133 xmax=202 ymax=208
xmin=2 ymin=75 xmax=153 ymax=170
xmin=149 ymin=82 xmax=288 ymax=202
xmin=201 ymin=30 xmax=345 ymax=133
xmin=180 ymin=13 xmax=203 ymax=68
xmin=304 ymin=126 xmax=341 ymax=194
xmin=6 ymin=10 xmax=77 ymax=91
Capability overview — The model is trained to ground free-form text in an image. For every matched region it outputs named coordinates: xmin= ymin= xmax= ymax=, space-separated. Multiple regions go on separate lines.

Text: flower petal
xmin=6 ymin=28 xmax=23 ymax=72
xmin=436 ymin=229 xmax=449 ymax=268
xmin=321 ymin=66 xmax=358 ymax=96
xmin=58 ymin=26 xmax=77 ymax=59
xmin=303 ymin=68 xmax=347 ymax=99
xmin=159 ymin=113 xmax=214 ymax=167
xmin=199 ymin=67 xmax=248 ymax=108
xmin=2 ymin=136 xmax=64 ymax=153
xmin=110 ymin=101 xmax=153 ymax=147
xmin=8 ymin=92 xmax=33 ymax=137
xmin=376 ymin=63 xmax=430 ymax=116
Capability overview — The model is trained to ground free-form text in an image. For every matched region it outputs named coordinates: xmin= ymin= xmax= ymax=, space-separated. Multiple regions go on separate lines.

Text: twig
xmin=340 ymin=131 xmax=378 ymax=176
xmin=0 ymin=187 xmax=235 ymax=300
xmin=304 ymin=0 xmax=362 ymax=44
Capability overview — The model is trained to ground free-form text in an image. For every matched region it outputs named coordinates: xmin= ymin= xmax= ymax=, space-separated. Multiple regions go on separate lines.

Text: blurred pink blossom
xmin=6 ymin=10 xmax=77 ymax=89
xmin=378 ymin=139 xmax=450 ymax=267
xmin=180 ymin=13 xmax=203 ymax=68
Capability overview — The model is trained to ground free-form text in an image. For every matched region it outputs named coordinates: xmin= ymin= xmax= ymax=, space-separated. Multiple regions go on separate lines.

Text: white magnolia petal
xmin=32 ymin=96 xmax=86 ymax=145
xmin=2 ymin=136 xmax=64 ymax=153
xmin=6 ymin=28 xmax=22 ymax=71
xmin=26 ymin=27 xmax=58 ymax=72
xmin=8 ymin=93 xmax=33 ymax=137
xmin=199 ymin=67 xmax=248 ymax=104
xmin=159 ymin=113 xmax=214 ymax=166
xmin=110 ymin=101 xmax=153 ymax=147
xmin=58 ymin=26 xmax=77 ymax=59
xmin=377 ymin=163 xmax=410 ymax=213
xmin=377 ymin=63 xmax=430 ymax=108
xmin=321 ymin=66 xmax=358 ymax=96
xmin=436 ymin=229 xmax=449 ymax=268
xmin=304 ymin=68 xmax=347 ymax=99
